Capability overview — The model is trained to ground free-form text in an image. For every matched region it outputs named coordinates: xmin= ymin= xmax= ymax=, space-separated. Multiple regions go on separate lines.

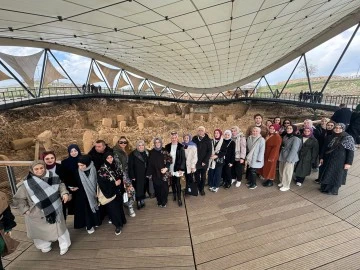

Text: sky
xmin=0 ymin=24 xmax=360 ymax=89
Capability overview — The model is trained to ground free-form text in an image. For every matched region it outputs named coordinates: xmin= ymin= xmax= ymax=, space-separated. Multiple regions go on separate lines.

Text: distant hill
xmin=257 ymin=76 xmax=360 ymax=95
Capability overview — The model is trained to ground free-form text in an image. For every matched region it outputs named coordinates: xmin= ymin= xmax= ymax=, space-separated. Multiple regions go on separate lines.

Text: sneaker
xmin=162 ymin=204 xmax=167 ymax=208
xmin=296 ymin=182 xmax=302 ymax=187
xmin=60 ymin=247 xmax=69 ymax=256
xmin=129 ymin=208 xmax=136 ymax=217
xmin=41 ymin=247 xmax=52 ymax=253
xmin=280 ymin=187 xmax=290 ymax=192
xmin=115 ymin=227 xmax=122 ymax=236
xmin=278 ymin=183 xmax=283 ymax=187
xmin=108 ymin=220 xmax=112 ymax=224
xmin=314 ymin=179 xmax=320 ymax=184
xmin=248 ymin=184 xmax=257 ymax=190
xmin=231 ymin=179 xmax=236 ymax=184
xmin=213 ymin=187 xmax=219 ymax=193
xmin=209 ymin=187 xmax=214 ymax=191
xmin=235 ymin=181 xmax=241 ymax=188
xmin=87 ymin=227 xmax=95 ymax=234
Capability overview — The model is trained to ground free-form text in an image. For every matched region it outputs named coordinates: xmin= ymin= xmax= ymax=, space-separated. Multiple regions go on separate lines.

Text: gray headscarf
xmin=153 ymin=137 xmax=163 ymax=151
xmin=136 ymin=140 xmax=145 ymax=152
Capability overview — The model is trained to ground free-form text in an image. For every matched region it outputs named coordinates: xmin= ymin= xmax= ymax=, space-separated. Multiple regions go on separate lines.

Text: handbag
xmin=97 ymin=186 xmax=116 ymax=206
xmin=123 ymin=192 xmax=129 ymax=203
xmin=215 ymin=157 xmax=224 ymax=164
xmin=0 ymin=230 xmax=19 ymax=257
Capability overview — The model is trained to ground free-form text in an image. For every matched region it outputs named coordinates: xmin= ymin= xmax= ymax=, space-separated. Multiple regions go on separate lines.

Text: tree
xmin=298 ymin=63 xmax=318 ymax=76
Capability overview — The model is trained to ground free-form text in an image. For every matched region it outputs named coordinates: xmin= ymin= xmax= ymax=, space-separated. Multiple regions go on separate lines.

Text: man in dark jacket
xmin=88 ymin=140 xmax=113 ymax=170
xmin=192 ymin=126 xmax=212 ymax=196
xmin=331 ymin=104 xmax=352 ymax=127
xmin=165 ymin=131 xmax=186 ymax=206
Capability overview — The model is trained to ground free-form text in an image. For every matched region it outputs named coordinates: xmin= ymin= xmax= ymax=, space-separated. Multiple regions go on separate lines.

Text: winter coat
xmin=223 ymin=139 xmax=235 ymax=165
xmin=245 ymin=124 xmax=268 ymax=138
xmin=232 ymin=135 xmax=246 ymax=161
xmin=165 ymin=143 xmax=186 ymax=172
xmin=258 ymin=133 xmax=282 ymax=179
xmin=331 ymin=108 xmax=352 ymax=125
xmin=295 ymin=137 xmax=319 ymax=178
xmin=13 ymin=178 xmax=69 ymax=241
xmin=184 ymin=145 xmax=198 ymax=174
xmin=113 ymin=145 xmax=129 ymax=174
xmin=209 ymin=138 xmax=227 ymax=169
xmin=347 ymin=111 xmax=360 ymax=144
xmin=279 ymin=135 xmax=302 ymax=163
xmin=128 ymin=150 xmax=149 ymax=198
xmin=246 ymin=136 xmax=265 ymax=168
xmin=88 ymin=145 xmax=113 ymax=170
xmin=192 ymin=134 xmax=212 ymax=169
xmin=146 ymin=148 xmax=172 ymax=183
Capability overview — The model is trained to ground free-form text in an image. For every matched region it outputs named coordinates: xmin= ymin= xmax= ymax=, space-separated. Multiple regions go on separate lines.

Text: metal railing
xmin=0 ymin=87 xmax=359 ymax=110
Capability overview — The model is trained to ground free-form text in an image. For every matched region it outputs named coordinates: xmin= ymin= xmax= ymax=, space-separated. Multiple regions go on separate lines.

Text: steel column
xmin=278 ymin=55 xmax=303 ymax=98
xmin=86 ymin=59 xmax=93 ymax=87
xmin=48 ymin=50 xmax=81 ymax=93
xmin=93 ymin=60 xmax=111 ymax=93
xmin=38 ymin=49 xmax=48 ymax=97
xmin=263 ymin=76 xmax=274 ymax=96
xmin=303 ymin=54 xmax=312 ymax=93
xmin=321 ymin=22 xmax=360 ymax=94
xmin=0 ymin=60 xmax=35 ymax=98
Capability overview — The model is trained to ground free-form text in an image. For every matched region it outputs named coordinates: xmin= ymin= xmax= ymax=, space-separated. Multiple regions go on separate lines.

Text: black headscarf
xmin=61 ymin=144 xmax=82 ymax=172
xmin=103 ymin=152 xmax=117 ymax=171
xmin=78 ymin=155 xmax=92 ymax=167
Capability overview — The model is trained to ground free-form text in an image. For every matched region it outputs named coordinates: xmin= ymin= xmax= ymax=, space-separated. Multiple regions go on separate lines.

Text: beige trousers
xmin=279 ymin=161 xmax=294 ymax=189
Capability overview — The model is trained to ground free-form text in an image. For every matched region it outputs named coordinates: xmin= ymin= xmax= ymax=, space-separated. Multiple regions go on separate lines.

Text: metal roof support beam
xmin=303 ymin=53 xmax=313 ymax=94
xmin=0 ymin=59 xmax=35 ymax=98
xmin=38 ymin=49 xmax=48 ymax=97
xmin=278 ymin=55 xmax=303 ymax=98
xmin=85 ymin=59 xmax=93 ymax=87
xmin=94 ymin=60 xmax=111 ymax=93
xmin=321 ymin=22 xmax=360 ymax=94
xmin=263 ymin=76 xmax=274 ymax=96
xmin=48 ymin=49 xmax=81 ymax=94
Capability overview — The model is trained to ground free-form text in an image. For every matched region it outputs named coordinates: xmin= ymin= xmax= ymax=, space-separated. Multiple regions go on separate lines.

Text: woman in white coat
xmin=182 ymin=134 xmax=198 ymax=191
xmin=13 ymin=161 xmax=71 ymax=255
xmin=246 ymin=127 xmax=265 ymax=189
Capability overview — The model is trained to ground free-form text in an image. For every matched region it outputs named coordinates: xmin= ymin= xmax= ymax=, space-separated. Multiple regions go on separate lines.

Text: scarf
xmin=78 ymin=162 xmax=99 ymax=213
xmin=24 ymin=170 xmax=62 ymax=224
xmin=134 ymin=149 xmax=148 ymax=164
xmin=182 ymin=134 xmax=197 ymax=149
xmin=328 ymin=132 xmax=355 ymax=152
xmin=232 ymin=134 xmax=243 ymax=160
xmin=246 ymin=135 xmax=261 ymax=164
xmin=209 ymin=137 xmax=224 ymax=169
xmin=62 ymin=144 xmax=82 ymax=172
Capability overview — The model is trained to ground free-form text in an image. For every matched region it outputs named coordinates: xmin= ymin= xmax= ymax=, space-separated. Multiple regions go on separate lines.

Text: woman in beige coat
xmin=13 ymin=161 xmax=71 ymax=255
xmin=182 ymin=134 xmax=198 ymax=191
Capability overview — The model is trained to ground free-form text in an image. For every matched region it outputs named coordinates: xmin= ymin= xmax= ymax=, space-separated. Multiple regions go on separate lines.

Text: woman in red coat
xmin=259 ymin=125 xmax=282 ymax=187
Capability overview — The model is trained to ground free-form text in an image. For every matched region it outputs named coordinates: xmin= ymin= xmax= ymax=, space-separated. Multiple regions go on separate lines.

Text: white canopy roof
xmin=0 ymin=0 xmax=359 ymax=93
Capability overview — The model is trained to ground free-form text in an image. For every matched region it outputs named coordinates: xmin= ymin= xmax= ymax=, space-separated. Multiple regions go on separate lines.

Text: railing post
xmin=5 ymin=166 xmax=17 ymax=195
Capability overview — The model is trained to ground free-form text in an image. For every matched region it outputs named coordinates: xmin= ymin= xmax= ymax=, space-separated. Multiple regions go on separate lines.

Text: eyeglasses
xmin=119 ymin=141 xmax=128 ymax=144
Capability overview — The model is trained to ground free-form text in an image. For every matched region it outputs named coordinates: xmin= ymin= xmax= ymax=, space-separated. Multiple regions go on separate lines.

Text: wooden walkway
xmin=4 ymin=150 xmax=360 ymax=269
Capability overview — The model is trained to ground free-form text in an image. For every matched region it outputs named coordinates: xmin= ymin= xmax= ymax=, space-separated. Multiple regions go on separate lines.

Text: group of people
xmin=299 ymin=90 xmax=323 ymax=103
xmin=82 ymin=84 xmax=102 ymax=94
xmin=11 ymin=110 xmax=356 ymax=257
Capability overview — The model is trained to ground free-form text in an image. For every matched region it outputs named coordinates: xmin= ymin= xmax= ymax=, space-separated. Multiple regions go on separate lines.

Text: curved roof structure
xmin=1 ymin=0 xmax=360 ymax=93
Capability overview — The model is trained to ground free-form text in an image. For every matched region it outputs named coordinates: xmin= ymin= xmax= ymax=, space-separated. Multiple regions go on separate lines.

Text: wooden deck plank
xmin=314 ymin=251 xmax=360 ymax=270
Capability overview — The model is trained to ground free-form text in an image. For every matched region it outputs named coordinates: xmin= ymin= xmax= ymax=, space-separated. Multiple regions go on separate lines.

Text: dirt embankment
xmin=0 ymin=99 xmax=331 ymax=161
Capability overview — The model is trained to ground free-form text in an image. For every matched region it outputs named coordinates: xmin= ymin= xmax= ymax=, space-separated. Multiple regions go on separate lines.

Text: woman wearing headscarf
xmin=182 ymin=134 xmax=198 ymax=192
xmin=221 ymin=130 xmax=235 ymax=189
xmin=13 ymin=161 xmax=71 ymax=255
xmin=294 ymin=127 xmax=319 ymax=186
xmin=278 ymin=125 xmax=302 ymax=191
xmin=73 ymin=155 xmax=100 ymax=234
xmin=208 ymin=129 xmax=226 ymax=192
xmin=146 ymin=137 xmax=172 ymax=208
xmin=113 ymin=136 xmax=136 ymax=217
xmin=279 ymin=119 xmax=292 ymax=137
xmin=42 ymin=151 xmax=68 ymax=220
xmin=246 ymin=127 xmax=265 ymax=189
xmin=319 ymin=123 xmax=355 ymax=195
xmin=128 ymin=140 xmax=149 ymax=210
xmin=61 ymin=144 xmax=82 ymax=218
xmin=259 ymin=125 xmax=282 ymax=187
xmin=97 ymin=152 xmax=127 ymax=235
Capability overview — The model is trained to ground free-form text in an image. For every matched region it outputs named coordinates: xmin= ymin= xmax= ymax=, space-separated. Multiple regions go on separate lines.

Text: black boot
xmin=173 ymin=195 xmax=176 ymax=201
xmin=140 ymin=200 xmax=145 ymax=208
xmin=178 ymin=199 xmax=182 ymax=207
xmin=137 ymin=201 xmax=141 ymax=210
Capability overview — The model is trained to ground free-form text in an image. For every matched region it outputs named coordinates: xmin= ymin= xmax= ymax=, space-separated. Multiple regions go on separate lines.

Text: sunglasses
xmin=119 ymin=141 xmax=128 ymax=144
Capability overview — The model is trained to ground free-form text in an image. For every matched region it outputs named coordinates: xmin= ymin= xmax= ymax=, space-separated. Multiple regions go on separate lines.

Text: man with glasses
xmin=165 ymin=132 xmax=186 ymax=206
xmin=192 ymin=126 xmax=212 ymax=196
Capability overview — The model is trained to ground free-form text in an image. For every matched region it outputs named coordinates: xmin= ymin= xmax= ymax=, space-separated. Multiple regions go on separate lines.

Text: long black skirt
xmin=74 ymin=189 xmax=101 ymax=230
xmin=104 ymin=194 xmax=127 ymax=228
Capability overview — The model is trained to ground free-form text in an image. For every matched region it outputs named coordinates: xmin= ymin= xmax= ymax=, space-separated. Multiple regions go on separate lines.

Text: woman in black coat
xmin=221 ymin=130 xmax=235 ymax=189
xmin=61 ymin=144 xmax=82 ymax=217
xmin=146 ymin=138 xmax=172 ymax=208
xmin=98 ymin=152 xmax=127 ymax=235
xmin=294 ymin=128 xmax=319 ymax=186
xmin=319 ymin=123 xmax=355 ymax=195
xmin=128 ymin=140 xmax=149 ymax=210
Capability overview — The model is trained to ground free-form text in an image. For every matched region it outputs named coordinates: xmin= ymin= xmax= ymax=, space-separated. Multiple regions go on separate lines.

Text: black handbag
xmin=185 ymin=174 xmax=198 ymax=196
